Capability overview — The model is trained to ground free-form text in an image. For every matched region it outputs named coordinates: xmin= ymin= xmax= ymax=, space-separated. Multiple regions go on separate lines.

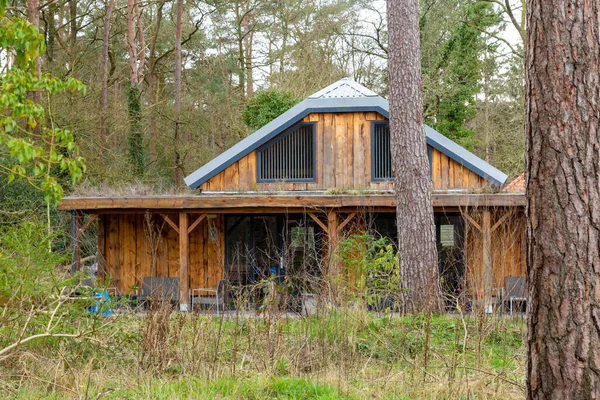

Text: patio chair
xmin=191 ymin=279 xmax=227 ymax=314
xmin=503 ymin=276 xmax=526 ymax=315
xmin=139 ymin=277 xmax=180 ymax=306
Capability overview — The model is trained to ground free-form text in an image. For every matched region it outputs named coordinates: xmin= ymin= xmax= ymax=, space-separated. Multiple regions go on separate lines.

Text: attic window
xmin=371 ymin=122 xmax=433 ymax=181
xmin=371 ymin=122 xmax=393 ymax=180
xmin=257 ymin=123 xmax=316 ymax=182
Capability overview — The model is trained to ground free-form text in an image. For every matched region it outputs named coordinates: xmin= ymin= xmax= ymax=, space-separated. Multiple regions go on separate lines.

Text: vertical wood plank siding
xmin=99 ymin=214 xmax=224 ymax=296
xmin=200 ymin=112 xmax=486 ymax=192
xmin=466 ymin=211 xmax=526 ymax=296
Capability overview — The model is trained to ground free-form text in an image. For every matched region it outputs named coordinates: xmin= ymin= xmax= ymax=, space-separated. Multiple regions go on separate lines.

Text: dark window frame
xmin=370 ymin=121 xmax=393 ymax=181
xmin=256 ymin=122 xmax=317 ymax=183
xmin=370 ymin=120 xmax=434 ymax=181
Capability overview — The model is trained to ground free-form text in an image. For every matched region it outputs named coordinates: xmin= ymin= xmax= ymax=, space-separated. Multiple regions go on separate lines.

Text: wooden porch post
xmin=327 ymin=211 xmax=339 ymax=275
xmin=179 ymin=212 xmax=189 ymax=312
xmin=71 ymin=211 xmax=83 ymax=275
xmin=97 ymin=214 xmax=106 ymax=280
xmin=482 ymin=210 xmax=492 ymax=311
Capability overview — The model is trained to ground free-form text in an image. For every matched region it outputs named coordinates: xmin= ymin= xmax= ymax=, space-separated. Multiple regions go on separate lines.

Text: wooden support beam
xmin=463 ymin=212 xmax=482 ymax=232
xmin=482 ymin=210 xmax=492 ymax=310
xmin=327 ymin=211 xmax=339 ymax=275
xmin=179 ymin=212 xmax=189 ymax=312
xmin=491 ymin=211 xmax=512 ymax=233
xmin=73 ymin=212 xmax=83 ymax=273
xmin=188 ymin=214 xmax=206 ymax=234
xmin=337 ymin=212 xmax=356 ymax=233
xmin=307 ymin=212 xmax=328 ymax=234
xmin=160 ymin=213 xmax=180 ymax=234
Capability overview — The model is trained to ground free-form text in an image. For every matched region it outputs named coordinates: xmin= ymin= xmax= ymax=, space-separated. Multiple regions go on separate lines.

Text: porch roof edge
xmin=59 ymin=193 xmax=526 ymax=211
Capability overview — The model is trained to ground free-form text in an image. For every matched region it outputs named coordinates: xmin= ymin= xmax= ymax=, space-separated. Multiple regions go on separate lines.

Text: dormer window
xmin=371 ymin=122 xmax=393 ymax=181
xmin=371 ymin=121 xmax=433 ymax=181
xmin=257 ymin=123 xmax=316 ymax=182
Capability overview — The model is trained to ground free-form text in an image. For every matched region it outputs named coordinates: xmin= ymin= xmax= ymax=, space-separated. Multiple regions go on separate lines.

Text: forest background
xmin=1 ymin=0 xmax=525 ymax=237
xmin=0 ymin=1 xmax=529 ymax=397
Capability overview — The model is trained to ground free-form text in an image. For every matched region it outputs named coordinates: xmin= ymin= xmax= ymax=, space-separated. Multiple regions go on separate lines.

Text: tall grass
xmin=1 ymin=298 xmax=526 ymax=399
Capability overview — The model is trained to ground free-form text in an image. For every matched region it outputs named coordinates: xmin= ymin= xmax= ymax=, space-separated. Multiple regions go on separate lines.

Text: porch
xmin=60 ymin=193 xmax=526 ymax=312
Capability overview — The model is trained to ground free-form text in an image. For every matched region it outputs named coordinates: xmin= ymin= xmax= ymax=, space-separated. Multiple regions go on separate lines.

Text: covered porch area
xmin=59 ymin=192 xmax=526 ymax=312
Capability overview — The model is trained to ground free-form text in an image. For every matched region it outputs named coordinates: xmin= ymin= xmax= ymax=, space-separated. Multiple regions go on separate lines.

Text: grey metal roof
xmin=185 ymin=78 xmax=508 ymax=189
xmin=308 ymin=77 xmax=379 ymax=99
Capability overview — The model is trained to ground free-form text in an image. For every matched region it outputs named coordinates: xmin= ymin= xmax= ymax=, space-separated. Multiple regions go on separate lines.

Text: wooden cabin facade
xmin=60 ymin=78 xmax=526 ymax=312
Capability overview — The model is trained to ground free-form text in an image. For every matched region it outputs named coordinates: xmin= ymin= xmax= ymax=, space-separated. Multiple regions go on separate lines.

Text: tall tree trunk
xmin=526 ymin=0 xmax=600 ymax=398
xmin=127 ymin=0 xmax=140 ymax=87
xmin=69 ymin=0 xmax=77 ymax=67
xmin=243 ymin=8 xmax=253 ymax=98
xmin=99 ymin=0 xmax=114 ymax=147
xmin=46 ymin=3 xmax=56 ymax=62
xmin=387 ymin=0 xmax=440 ymax=313
xmin=173 ymin=0 xmax=183 ymax=188
xmin=148 ymin=0 xmax=164 ymax=162
xmin=235 ymin=0 xmax=245 ymax=97
xmin=27 ymin=0 xmax=41 ymax=104
xmin=126 ymin=0 xmax=145 ymax=178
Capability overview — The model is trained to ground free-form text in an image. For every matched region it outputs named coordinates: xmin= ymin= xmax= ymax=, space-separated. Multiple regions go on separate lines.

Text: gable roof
xmin=308 ymin=77 xmax=379 ymax=99
xmin=184 ymin=78 xmax=508 ymax=189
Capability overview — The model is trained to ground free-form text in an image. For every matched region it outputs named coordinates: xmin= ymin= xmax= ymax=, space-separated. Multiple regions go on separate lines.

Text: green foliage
xmin=242 ymin=90 xmax=301 ymax=131
xmin=0 ymin=222 xmax=103 ymax=355
xmin=0 ymin=5 xmax=85 ymax=204
xmin=421 ymin=1 xmax=502 ymax=148
xmin=127 ymin=84 xmax=145 ymax=178
xmin=336 ymin=233 xmax=401 ymax=310
xmin=0 ymin=223 xmax=69 ymax=303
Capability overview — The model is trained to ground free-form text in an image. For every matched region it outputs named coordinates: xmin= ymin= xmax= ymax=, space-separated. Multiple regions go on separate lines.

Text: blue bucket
xmin=87 ymin=291 xmax=113 ymax=317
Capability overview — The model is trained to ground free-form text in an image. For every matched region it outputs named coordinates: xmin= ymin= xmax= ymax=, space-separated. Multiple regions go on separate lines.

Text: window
xmin=257 ymin=123 xmax=316 ymax=182
xmin=371 ymin=121 xmax=434 ymax=181
xmin=371 ymin=122 xmax=392 ymax=180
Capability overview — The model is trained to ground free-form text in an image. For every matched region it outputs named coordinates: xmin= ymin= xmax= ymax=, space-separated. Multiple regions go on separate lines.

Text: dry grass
xmin=0 ymin=295 xmax=526 ymax=399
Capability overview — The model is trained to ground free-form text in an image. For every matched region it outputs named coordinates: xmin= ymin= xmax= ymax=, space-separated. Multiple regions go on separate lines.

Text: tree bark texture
xmin=127 ymin=0 xmax=142 ymax=87
xmin=27 ymin=0 xmax=42 ymax=105
xmin=526 ymin=0 xmax=600 ymax=398
xmin=99 ymin=0 xmax=114 ymax=147
xmin=126 ymin=0 xmax=145 ymax=178
xmin=174 ymin=0 xmax=183 ymax=188
xmin=387 ymin=0 xmax=440 ymax=313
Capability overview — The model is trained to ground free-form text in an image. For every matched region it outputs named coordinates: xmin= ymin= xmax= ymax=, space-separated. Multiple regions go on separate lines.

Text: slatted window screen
xmin=258 ymin=124 xmax=315 ymax=182
xmin=371 ymin=122 xmax=434 ymax=181
xmin=372 ymin=122 xmax=393 ymax=180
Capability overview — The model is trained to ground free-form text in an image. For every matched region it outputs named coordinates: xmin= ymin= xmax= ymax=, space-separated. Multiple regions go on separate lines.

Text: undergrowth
xmin=1 ymin=307 xmax=526 ymax=399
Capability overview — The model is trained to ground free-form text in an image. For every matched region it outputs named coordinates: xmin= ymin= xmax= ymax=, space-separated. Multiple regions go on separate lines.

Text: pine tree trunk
xmin=173 ymin=0 xmax=183 ymax=188
xmin=387 ymin=0 xmax=440 ymax=313
xmin=526 ymin=0 xmax=600 ymax=398
xmin=147 ymin=0 xmax=164 ymax=162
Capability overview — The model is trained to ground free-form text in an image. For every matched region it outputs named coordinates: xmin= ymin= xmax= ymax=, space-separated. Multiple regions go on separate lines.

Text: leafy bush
xmin=242 ymin=90 xmax=301 ymax=131
xmin=0 ymin=3 xmax=85 ymax=204
xmin=335 ymin=233 xmax=401 ymax=310
xmin=0 ymin=223 xmax=101 ymax=359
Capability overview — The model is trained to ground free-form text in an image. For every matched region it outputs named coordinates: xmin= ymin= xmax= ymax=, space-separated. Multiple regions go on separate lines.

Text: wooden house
xmin=59 ymin=78 xmax=526 ymax=311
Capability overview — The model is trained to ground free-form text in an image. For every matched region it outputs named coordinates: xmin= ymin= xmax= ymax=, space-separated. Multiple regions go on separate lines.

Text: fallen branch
xmin=0 ymin=331 xmax=102 ymax=358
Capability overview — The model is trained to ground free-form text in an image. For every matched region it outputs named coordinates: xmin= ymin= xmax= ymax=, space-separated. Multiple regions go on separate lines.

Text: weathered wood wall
xmin=95 ymin=208 xmax=525 ymax=300
xmin=466 ymin=210 xmax=526 ymax=295
xmin=201 ymin=112 xmax=485 ymax=192
xmin=98 ymin=213 xmax=225 ymax=296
